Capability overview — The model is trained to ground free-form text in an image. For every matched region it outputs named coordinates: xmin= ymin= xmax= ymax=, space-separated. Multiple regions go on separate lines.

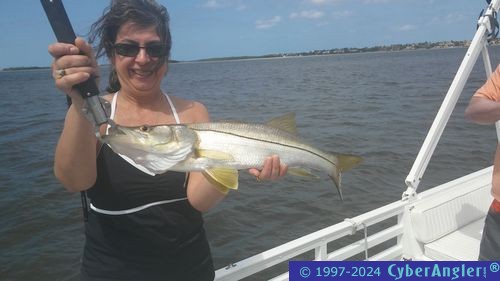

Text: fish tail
xmin=329 ymin=154 xmax=363 ymax=200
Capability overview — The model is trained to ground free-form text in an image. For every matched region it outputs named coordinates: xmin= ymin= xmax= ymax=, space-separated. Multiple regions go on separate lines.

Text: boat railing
xmin=215 ymin=166 xmax=493 ymax=280
xmin=215 ymin=200 xmax=407 ymax=280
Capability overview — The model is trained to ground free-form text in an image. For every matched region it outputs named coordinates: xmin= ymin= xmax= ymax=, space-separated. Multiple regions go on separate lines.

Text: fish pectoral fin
xmin=265 ymin=112 xmax=298 ymax=135
xmin=196 ymin=149 xmax=234 ymax=160
xmin=196 ymin=150 xmax=238 ymax=193
xmin=287 ymin=167 xmax=320 ymax=179
xmin=203 ymin=168 xmax=239 ymax=194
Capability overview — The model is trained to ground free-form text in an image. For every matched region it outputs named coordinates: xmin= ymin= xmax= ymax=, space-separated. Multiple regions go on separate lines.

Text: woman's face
xmin=112 ymin=21 xmax=168 ymax=95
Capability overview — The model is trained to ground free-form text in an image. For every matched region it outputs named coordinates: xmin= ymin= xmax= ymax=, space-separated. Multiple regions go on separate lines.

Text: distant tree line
xmin=295 ymin=40 xmax=471 ymax=56
xmin=2 ymin=66 xmax=51 ymax=71
xmin=6 ymin=39 xmax=500 ymax=69
xmin=195 ymin=40 xmax=476 ymax=62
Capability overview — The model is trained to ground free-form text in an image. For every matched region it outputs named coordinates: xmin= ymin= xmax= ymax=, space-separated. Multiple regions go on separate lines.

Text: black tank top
xmin=81 ymin=144 xmax=215 ymax=281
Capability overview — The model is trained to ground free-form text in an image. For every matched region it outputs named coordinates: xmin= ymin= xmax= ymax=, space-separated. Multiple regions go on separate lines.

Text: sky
xmin=0 ymin=0 xmax=492 ymax=68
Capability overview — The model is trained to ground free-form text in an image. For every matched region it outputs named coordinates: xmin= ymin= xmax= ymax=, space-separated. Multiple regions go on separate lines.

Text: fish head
xmin=102 ymin=124 xmax=198 ymax=174
xmin=105 ymin=124 xmax=184 ymax=149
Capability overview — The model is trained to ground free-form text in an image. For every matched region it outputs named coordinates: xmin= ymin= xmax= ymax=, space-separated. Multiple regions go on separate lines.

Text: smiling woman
xmin=87 ymin=0 xmax=172 ymax=94
xmin=110 ymin=23 xmax=168 ymax=95
xmin=46 ymin=0 xmax=287 ymax=280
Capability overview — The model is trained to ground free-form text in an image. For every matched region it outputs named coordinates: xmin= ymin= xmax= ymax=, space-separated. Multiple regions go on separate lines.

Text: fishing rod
xmin=40 ymin=0 xmax=109 ymax=127
xmin=40 ymin=0 xmax=108 ymax=221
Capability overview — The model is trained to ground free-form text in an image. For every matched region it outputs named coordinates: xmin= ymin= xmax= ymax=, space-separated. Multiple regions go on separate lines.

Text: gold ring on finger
xmin=55 ymin=69 xmax=66 ymax=79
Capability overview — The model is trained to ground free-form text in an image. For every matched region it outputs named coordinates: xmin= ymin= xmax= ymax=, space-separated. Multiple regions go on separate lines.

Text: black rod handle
xmin=41 ymin=0 xmax=96 ymax=222
xmin=40 ymin=0 xmax=100 ymax=99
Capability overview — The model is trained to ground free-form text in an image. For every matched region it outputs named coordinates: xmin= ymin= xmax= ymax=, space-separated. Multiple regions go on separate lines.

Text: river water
xmin=1 ymin=47 xmax=499 ymax=280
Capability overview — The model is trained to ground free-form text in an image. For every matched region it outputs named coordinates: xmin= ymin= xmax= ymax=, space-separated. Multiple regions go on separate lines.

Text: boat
xmin=214 ymin=0 xmax=500 ymax=280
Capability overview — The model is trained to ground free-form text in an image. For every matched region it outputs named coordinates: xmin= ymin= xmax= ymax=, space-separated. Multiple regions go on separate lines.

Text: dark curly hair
xmin=88 ymin=0 xmax=172 ymax=93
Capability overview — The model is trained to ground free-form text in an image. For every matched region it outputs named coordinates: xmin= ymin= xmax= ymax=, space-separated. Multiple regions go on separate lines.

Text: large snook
xmin=101 ymin=113 xmax=362 ymax=198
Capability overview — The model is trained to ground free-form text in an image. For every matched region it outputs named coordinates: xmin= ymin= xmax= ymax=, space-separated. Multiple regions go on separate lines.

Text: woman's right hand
xmin=48 ymin=37 xmax=99 ymax=108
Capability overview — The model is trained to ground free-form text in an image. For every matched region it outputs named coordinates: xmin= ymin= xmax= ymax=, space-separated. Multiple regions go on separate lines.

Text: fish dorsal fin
xmin=265 ymin=112 xmax=298 ymax=135
xmin=203 ymin=169 xmax=239 ymax=193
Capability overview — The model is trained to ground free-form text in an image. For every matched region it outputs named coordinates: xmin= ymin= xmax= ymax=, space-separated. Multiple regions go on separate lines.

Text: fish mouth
xmin=104 ymin=126 xmax=145 ymax=143
xmin=103 ymin=125 xmax=164 ymax=147
xmin=106 ymin=125 xmax=128 ymax=136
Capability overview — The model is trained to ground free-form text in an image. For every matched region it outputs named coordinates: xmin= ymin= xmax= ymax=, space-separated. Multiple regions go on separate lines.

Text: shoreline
xmin=4 ymin=39 xmax=499 ymax=70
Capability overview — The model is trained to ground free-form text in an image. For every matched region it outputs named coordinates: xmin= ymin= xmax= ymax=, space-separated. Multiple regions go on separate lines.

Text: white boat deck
xmin=214 ymin=167 xmax=493 ymax=280
xmin=402 ymin=166 xmax=493 ymax=261
xmin=424 ymin=219 xmax=484 ymax=260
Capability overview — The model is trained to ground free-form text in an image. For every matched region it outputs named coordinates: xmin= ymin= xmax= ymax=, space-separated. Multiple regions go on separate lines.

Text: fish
xmin=101 ymin=113 xmax=362 ymax=199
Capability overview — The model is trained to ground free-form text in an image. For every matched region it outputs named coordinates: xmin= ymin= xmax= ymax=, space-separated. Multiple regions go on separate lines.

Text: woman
xmin=48 ymin=1 xmax=286 ymax=280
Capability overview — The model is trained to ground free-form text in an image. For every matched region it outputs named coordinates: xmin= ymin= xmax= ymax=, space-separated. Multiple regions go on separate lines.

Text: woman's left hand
xmin=248 ymin=155 xmax=288 ymax=181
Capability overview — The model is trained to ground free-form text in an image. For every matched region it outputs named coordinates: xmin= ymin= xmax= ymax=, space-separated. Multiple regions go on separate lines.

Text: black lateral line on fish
xmin=193 ymin=127 xmax=337 ymax=168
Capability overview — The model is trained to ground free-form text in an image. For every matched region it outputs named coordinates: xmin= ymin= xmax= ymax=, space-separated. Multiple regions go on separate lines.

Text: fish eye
xmin=139 ymin=125 xmax=149 ymax=132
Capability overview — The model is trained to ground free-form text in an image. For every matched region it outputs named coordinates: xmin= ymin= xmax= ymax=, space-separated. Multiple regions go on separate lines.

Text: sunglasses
xmin=113 ymin=43 xmax=167 ymax=58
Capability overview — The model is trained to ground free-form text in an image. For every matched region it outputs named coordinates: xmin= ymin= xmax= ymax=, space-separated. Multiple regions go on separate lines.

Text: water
xmin=1 ymin=47 xmax=500 ymax=280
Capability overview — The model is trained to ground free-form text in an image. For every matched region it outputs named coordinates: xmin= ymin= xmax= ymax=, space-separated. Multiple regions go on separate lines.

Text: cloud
xmin=307 ymin=0 xmax=342 ymax=5
xmin=428 ymin=12 xmax=465 ymax=26
xmin=443 ymin=12 xmax=465 ymax=24
xmin=255 ymin=16 xmax=282 ymax=29
xmin=202 ymin=0 xmax=246 ymax=10
xmin=290 ymin=10 xmax=325 ymax=19
xmin=332 ymin=10 xmax=353 ymax=19
xmin=308 ymin=0 xmax=393 ymax=4
xmin=203 ymin=0 xmax=221 ymax=8
xmin=398 ymin=24 xmax=418 ymax=31
xmin=363 ymin=0 xmax=392 ymax=3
